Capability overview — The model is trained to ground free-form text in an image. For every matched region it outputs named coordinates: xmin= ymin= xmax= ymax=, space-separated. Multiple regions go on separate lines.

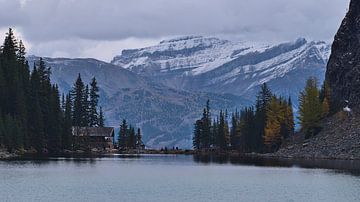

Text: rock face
xmin=276 ymin=1 xmax=360 ymax=160
xmin=326 ymin=0 xmax=360 ymax=108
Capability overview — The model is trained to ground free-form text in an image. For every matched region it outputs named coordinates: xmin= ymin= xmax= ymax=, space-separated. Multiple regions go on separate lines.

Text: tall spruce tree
xmin=47 ymin=85 xmax=63 ymax=152
xmin=136 ymin=128 xmax=142 ymax=148
xmin=62 ymin=93 xmax=73 ymax=150
xmin=128 ymin=126 xmax=135 ymax=149
xmin=98 ymin=106 xmax=105 ymax=127
xmin=89 ymin=77 xmax=100 ymax=127
xmin=71 ymin=74 xmax=86 ymax=126
xmin=200 ymin=100 xmax=211 ymax=149
xmin=254 ymin=83 xmax=272 ymax=152
xmin=193 ymin=120 xmax=202 ymax=150
xmin=118 ymin=119 xmax=128 ymax=149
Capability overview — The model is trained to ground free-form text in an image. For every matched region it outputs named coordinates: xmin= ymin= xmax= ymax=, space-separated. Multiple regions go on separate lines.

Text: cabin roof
xmin=72 ymin=127 xmax=115 ymax=137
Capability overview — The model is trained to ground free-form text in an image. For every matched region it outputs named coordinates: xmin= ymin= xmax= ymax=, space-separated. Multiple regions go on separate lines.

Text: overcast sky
xmin=0 ymin=0 xmax=350 ymax=61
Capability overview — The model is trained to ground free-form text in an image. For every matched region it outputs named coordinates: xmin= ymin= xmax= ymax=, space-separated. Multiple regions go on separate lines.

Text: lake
xmin=1 ymin=154 xmax=360 ymax=202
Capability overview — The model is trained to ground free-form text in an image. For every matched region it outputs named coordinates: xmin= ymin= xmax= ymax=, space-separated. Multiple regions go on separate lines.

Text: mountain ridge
xmin=26 ymin=36 xmax=331 ymax=148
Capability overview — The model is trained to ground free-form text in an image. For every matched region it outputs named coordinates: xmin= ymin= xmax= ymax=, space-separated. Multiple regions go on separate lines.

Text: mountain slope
xmin=112 ymin=36 xmax=331 ymax=107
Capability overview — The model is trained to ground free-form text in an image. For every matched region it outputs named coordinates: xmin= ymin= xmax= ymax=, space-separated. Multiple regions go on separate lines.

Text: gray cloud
xmin=0 ymin=0 xmax=350 ymax=61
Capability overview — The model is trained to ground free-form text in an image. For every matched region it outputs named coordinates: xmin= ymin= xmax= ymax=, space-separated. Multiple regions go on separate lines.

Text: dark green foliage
xmin=192 ymin=83 xmax=294 ymax=153
xmin=254 ymin=83 xmax=272 ymax=152
xmin=0 ymin=28 xmax=105 ymax=153
xmin=117 ymin=119 xmax=141 ymax=150
xmin=200 ymin=100 xmax=211 ymax=148
xmin=128 ymin=126 xmax=136 ymax=149
xmin=62 ymin=94 xmax=72 ymax=150
xmin=118 ymin=119 xmax=128 ymax=149
xmin=89 ymin=77 xmax=99 ymax=127
xmin=192 ymin=120 xmax=202 ymax=150
xmin=136 ymin=128 xmax=143 ymax=148
xmin=215 ymin=110 xmax=228 ymax=149
xmin=71 ymin=74 xmax=87 ymax=126
xmin=98 ymin=106 xmax=105 ymax=127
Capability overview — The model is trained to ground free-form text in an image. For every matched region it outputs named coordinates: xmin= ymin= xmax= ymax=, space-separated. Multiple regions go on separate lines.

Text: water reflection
xmin=3 ymin=154 xmax=360 ymax=175
xmin=193 ymin=154 xmax=360 ymax=175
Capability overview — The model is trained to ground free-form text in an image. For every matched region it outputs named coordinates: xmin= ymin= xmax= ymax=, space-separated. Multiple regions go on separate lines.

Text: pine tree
xmin=16 ymin=40 xmax=26 ymax=64
xmin=37 ymin=58 xmax=52 ymax=144
xmin=216 ymin=110 xmax=228 ymax=149
xmin=62 ymin=93 xmax=73 ymax=150
xmin=254 ymin=83 xmax=272 ymax=152
xmin=284 ymin=97 xmax=295 ymax=139
xmin=193 ymin=120 xmax=202 ymax=150
xmin=128 ymin=126 xmax=135 ymax=149
xmin=47 ymin=85 xmax=63 ymax=152
xmin=200 ymin=100 xmax=211 ymax=149
xmin=118 ymin=119 xmax=128 ymax=149
xmin=237 ymin=107 xmax=256 ymax=152
xmin=0 ymin=114 xmax=4 ymax=147
xmin=83 ymin=85 xmax=90 ymax=126
xmin=264 ymin=97 xmax=283 ymax=152
xmin=98 ymin=106 xmax=105 ymax=127
xmin=298 ymin=77 xmax=323 ymax=139
xmin=71 ymin=74 xmax=86 ymax=126
xmin=136 ymin=128 xmax=143 ymax=148
xmin=230 ymin=111 xmax=239 ymax=148
xmin=89 ymin=77 xmax=99 ymax=127
xmin=320 ymin=80 xmax=332 ymax=115
xmin=28 ymin=65 xmax=45 ymax=152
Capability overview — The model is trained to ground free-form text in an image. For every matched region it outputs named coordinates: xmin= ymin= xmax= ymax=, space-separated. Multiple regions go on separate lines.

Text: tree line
xmin=0 ymin=28 xmax=104 ymax=153
xmin=193 ymin=78 xmax=331 ymax=153
xmin=117 ymin=119 xmax=143 ymax=150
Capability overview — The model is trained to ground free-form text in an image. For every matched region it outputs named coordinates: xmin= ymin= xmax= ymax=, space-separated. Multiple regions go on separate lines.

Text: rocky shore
xmin=271 ymin=111 xmax=360 ymax=160
xmin=0 ymin=150 xmax=18 ymax=160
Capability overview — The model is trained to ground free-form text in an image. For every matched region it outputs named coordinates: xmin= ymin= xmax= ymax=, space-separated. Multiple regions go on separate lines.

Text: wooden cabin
xmin=72 ymin=127 xmax=115 ymax=151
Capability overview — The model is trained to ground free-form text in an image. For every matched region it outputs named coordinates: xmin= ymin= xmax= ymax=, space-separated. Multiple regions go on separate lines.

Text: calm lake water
xmin=1 ymin=155 xmax=360 ymax=202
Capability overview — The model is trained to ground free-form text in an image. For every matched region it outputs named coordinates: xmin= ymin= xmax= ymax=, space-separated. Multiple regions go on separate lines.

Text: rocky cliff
xmin=276 ymin=0 xmax=360 ymax=160
xmin=326 ymin=0 xmax=360 ymax=108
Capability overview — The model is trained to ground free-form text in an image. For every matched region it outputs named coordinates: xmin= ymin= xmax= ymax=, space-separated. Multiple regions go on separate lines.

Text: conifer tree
xmin=298 ymin=77 xmax=323 ymax=139
xmin=98 ymin=106 xmax=105 ymax=127
xmin=29 ymin=65 xmax=45 ymax=151
xmin=71 ymin=74 xmax=86 ymax=126
xmin=48 ymin=85 xmax=63 ymax=152
xmin=216 ymin=110 xmax=228 ymax=149
xmin=62 ymin=93 xmax=73 ymax=150
xmin=84 ymin=85 xmax=90 ymax=126
xmin=0 ymin=114 xmax=4 ymax=147
xmin=230 ymin=111 xmax=239 ymax=148
xmin=136 ymin=128 xmax=142 ymax=148
xmin=200 ymin=100 xmax=211 ymax=149
xmin=118 ymin=119 xmax=128 ymax=149
xmin=89 ymin=77 xmax=99 ymax=127
xmin=254 ymin=83 xmax=272 ymax=152
xmin=193 ymin=120 xmax=202 ymax=149
xmin=128 ymin=126 xmax=136 ymax=149
xmin=264 ymin=97 xmax=283 ymax=152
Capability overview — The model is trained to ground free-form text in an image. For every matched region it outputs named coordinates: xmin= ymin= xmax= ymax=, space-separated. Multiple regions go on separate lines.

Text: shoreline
xmin=2 ymin=149 xmax=360 ymax=162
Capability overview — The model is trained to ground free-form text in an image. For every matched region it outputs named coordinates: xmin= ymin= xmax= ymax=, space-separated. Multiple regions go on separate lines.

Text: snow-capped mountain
xmin=26 ymin=36 xmax=331 ymax=149
xmin=111 ymin=36 xmax=331 ymax=107
xmin=26 ymin=56 xmax=249 ymax=149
